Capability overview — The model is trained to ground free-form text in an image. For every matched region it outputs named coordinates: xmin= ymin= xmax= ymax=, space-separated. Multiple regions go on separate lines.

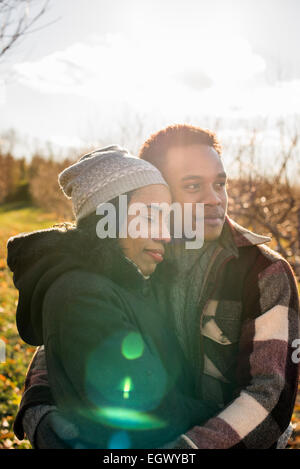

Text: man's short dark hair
xmin=138 ymin=124 xmax=222 ymax=170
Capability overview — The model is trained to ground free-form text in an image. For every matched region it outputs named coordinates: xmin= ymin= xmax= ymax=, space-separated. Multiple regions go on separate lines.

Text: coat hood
xmin=7 ymin=226 xmax=85 ymax=345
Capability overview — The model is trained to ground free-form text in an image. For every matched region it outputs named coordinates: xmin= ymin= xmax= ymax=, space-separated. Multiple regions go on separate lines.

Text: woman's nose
xmin=152 ymin=237 xmax=171 ymax=246
xmin=152 ymin=223 xmax=171 ymax=243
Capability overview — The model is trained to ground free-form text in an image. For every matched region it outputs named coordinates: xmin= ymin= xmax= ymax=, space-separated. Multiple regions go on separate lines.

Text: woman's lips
xmin=144 ymin=250 xmax=164 ymax=263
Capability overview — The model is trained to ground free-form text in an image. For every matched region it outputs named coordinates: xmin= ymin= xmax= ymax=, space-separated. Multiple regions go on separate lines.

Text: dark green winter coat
xmin=7 ymin=224 xmax=217 ymax=448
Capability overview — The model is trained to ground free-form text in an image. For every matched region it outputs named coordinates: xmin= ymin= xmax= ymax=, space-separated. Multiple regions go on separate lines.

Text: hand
xmin=35 ymin=410 xmax=80 ymax=449
xmin=158 ymin=439 xmax=179 ymax=449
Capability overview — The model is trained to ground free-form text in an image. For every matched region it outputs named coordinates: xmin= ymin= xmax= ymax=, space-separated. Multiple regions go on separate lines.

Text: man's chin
xmin=204 ymin=222 xmax=224 ymax=241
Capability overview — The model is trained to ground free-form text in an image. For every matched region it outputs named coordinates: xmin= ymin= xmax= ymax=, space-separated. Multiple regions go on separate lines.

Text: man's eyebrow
xmin=181 ymin=172 xmax=227 ymax=182
xmin=216 ymin=172 xmax=227 ymax=179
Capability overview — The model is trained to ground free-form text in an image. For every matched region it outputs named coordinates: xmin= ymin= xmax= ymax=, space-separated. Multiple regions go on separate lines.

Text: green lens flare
xmin=90 ymin=407 xmax=166 ymax=430
xmin=122 ymin=376 xmax=132 ymax=399
xmin=121 ymin=332 xmax=144 ymax=360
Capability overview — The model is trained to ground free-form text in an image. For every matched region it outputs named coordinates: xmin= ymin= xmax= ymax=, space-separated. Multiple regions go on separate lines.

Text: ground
xmin=0 ymin=202 xmax=299 ymax=449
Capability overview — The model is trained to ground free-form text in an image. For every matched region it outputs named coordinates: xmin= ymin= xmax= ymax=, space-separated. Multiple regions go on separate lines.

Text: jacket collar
xmin=222 ymin=215 xmax=271 ymax=248
xmin=108 ymin=251 xmax=152 ymax=292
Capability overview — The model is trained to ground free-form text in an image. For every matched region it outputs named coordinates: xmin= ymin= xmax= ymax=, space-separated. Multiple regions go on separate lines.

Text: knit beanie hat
xmin=58 ymin=145 xmax=168 ymax=221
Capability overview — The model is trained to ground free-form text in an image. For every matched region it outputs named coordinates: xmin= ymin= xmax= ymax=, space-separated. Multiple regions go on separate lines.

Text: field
xmin=0 ymin=202 xmax=299 ymax=449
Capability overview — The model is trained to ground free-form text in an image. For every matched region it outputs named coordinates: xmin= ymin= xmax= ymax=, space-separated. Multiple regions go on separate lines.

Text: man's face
xmin=162 ymin=144 xmax=228 ymax=241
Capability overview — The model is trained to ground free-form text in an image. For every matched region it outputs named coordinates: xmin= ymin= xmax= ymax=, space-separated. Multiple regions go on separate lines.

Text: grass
xmin=0 ymin=202 xmax=299 ymax=449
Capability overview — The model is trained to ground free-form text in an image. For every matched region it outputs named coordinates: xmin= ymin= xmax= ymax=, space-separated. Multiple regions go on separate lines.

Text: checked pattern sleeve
xmin=13 ymin=346 xmax=55 ymax=441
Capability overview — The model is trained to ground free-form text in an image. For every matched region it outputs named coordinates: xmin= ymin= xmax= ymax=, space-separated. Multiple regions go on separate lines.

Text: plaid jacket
xmin=14 ymin=217 xmax=300 ymax=448
xmin=175 ymin=217 xmax=300 ymax=449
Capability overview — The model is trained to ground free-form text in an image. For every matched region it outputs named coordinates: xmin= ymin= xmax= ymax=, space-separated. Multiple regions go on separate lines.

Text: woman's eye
xmin=215 ymin=182 xmax=226 ymax=189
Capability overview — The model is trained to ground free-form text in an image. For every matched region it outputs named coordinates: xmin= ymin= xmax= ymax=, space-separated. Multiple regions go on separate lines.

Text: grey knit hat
xmin=58 ymin=145 xmax=168 ymax=221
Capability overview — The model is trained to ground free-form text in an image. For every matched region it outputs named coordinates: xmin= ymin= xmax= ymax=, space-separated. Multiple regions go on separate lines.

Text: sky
xmin=0 ymin=0 xmax=300 ymax=159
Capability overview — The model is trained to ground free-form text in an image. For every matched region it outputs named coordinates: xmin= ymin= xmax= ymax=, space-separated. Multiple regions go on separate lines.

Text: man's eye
xmin=215 ymin=182 xmax=226 ymax=189
xmin=184 ymin=184 xmax=200 ymax=191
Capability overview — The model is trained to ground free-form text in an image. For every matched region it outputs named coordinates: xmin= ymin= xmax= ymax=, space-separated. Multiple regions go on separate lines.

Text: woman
xmin=7 ymin=145 xmax=217 ymax=449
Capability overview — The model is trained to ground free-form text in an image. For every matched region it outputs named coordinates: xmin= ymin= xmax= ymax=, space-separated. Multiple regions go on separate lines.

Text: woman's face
xmin=119 ymin=184 xmax=172 ymax=276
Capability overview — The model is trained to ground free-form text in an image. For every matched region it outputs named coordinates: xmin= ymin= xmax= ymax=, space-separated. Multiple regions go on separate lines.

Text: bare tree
xmin=0 ymin=0 xmax=50 ymax=59
xmin=227 ymin=121 xmax=300 ymax=273
xmin=29 ymin=154 xmax=73 ymax=219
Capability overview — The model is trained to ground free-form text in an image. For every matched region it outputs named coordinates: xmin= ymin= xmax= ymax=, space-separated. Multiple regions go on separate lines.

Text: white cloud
xmin=13 ymin=34 xmax=171 ymax=104
xmin=13 ymin=31 xmax=266 ymax=105
xmin=11 ymin=30 xmax=300 ymax=120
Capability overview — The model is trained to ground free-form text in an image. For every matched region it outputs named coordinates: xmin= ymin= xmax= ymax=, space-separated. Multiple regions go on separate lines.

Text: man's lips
xmin=204 ymin=214 xmax=224 ymax=225
xmin=204 ymin=211 xmax=224 ymax=218
xmin=144 ymin=249 xmax=164 ymax=263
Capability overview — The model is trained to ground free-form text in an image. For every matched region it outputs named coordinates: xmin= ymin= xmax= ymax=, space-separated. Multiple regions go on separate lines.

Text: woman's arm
xmin=15 ymin=344 xmax=84 ymax=448
xmin=14 ymin=346 xmax=55 ymax=443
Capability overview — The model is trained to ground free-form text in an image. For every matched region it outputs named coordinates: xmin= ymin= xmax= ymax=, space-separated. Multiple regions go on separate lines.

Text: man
xmin=12 ymin=124 xmax=300 ymax=449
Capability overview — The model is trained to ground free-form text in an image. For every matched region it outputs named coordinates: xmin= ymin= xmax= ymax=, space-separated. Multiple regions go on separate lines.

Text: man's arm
xmin=15 ymin=346 xmax=90 ymax=448
xmin=14 ymin=345 xmax=56 ymax=443
xmin=171 ymin=258 xmax=300 ymax=449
